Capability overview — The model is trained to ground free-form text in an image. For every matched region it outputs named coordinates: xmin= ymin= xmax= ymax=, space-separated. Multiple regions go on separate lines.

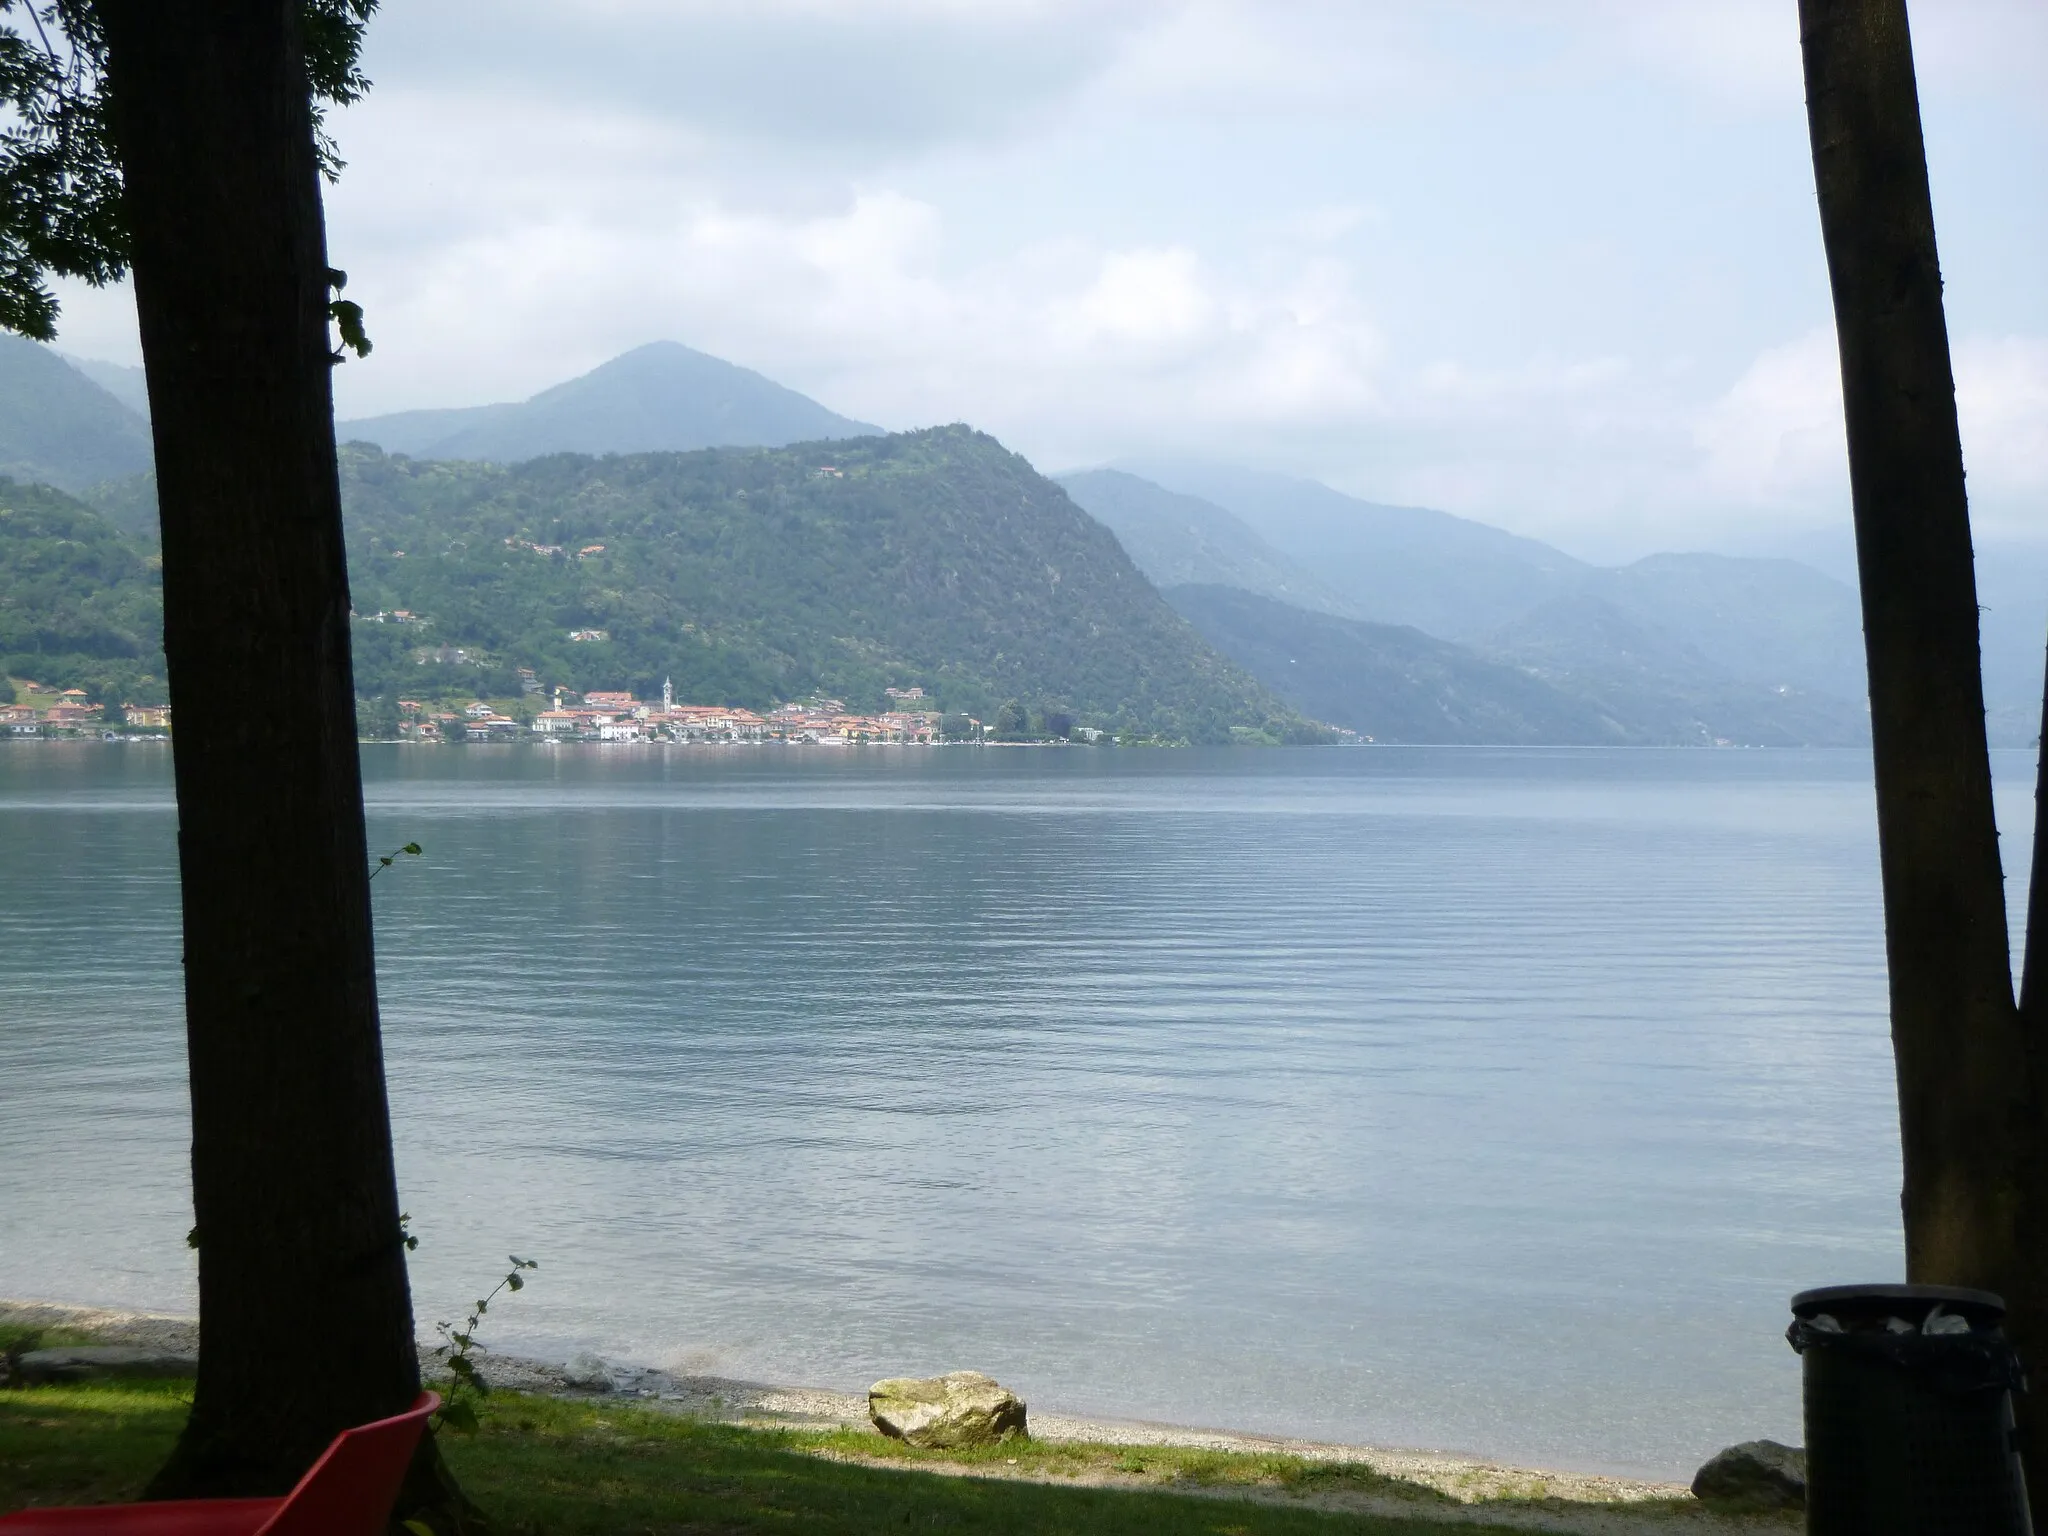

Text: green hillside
xmin=339 ymin=428 xmax=1304 ymax=740
xmin=0 ymin=477 xmax=165 ymax=706
xmin=0 ymin=336 xmax=155 ymax=493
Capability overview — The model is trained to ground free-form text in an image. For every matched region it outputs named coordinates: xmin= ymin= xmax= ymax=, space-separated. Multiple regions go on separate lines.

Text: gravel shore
xmin=5 ymin=1298 xmax=1778 ymax=1533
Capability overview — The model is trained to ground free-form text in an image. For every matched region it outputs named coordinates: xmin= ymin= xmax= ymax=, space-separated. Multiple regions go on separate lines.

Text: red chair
xmin=0 ymin=1392 xmax=439 ymax=1536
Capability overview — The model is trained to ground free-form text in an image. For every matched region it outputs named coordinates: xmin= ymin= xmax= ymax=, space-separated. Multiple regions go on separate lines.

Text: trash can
xmin=1789 ymin=1283 xmax=2033 ymax=1535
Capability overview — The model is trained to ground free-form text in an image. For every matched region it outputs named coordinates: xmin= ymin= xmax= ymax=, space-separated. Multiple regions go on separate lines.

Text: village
xmin=406 ymin=681 xmax=953 ymax=745
xmin=0 ymin=677 xmax=972 ymax=744
xmin=0 ymin=682 xmax=170 ymax=737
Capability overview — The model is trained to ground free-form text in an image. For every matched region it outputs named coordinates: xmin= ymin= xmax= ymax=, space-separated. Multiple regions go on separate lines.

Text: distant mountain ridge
xmin=339 ymin=341 xmax=881 ymax=462
xmin=1057 ymin=469 xmax=1361 ymax=619
xmin=1085 ymin=462 xmax=1873 ymax=745
xmin=1118 ymin=459 xmax=1592 ymax=643
xmin=0 ymin=336 xmax=154 ymax=493
xmin=1163 ymin=585 xmax=1629 ymax=744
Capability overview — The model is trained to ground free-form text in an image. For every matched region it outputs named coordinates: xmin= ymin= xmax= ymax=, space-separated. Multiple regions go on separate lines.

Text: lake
xmin=3 ymin=742 xmax=2034 ymax=1479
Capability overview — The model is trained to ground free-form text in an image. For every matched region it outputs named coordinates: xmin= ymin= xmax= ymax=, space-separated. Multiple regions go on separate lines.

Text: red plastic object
xmin=0 ymin=1392 xmax=440 ymax=1536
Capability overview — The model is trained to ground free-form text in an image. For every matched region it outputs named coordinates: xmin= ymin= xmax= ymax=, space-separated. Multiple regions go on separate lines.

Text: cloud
xmin=358 ymin=0 xmax=1142 ymax=158
xmin=1955 ymin=336 xmax=2048 ymax=499
xmin=1694 ymin=329 xmax=2048 ymax=518
xmin=1693 ymin=330 xmax=1847 ymax=509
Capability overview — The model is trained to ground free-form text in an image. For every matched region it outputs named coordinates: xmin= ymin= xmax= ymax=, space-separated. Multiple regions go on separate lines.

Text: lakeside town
xmin=411 ymin=680 xmax=976 ymax=745
xmin=1 ymin=682 xmax=170 ymax=737
xmin=0 ymin=678 xmax=1016 ymax=746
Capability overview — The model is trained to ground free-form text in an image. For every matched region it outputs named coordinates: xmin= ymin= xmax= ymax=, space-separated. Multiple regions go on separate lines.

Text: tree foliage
xmin=0 ymin=0 xmax=374 ymax=340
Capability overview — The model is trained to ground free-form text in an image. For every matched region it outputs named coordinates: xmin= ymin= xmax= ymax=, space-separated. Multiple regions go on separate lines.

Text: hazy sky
xmin=51 ymin=0 xmax=2048 ymax=563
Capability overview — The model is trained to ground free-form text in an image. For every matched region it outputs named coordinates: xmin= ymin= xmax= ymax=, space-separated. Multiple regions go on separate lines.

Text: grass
xmin=0 ymin=1381 xmax=1533 ymax=1535
xmin=0 ymin=1324 xmax=100 ymax=1357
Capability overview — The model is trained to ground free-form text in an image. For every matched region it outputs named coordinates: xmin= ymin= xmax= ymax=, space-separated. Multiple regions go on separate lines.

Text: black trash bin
xmin=1790 ymin=1283 xmax=2033 ymax=1535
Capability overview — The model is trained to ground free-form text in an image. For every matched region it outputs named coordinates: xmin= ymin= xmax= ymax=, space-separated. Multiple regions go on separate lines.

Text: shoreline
xmin=3 ymin=1297 xmax=1706 ymax=1518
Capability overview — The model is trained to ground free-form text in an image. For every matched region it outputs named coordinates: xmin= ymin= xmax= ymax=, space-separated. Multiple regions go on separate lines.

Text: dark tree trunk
xmin=90 ymin=0 xmax=425 ymax=1501
xmin=1799 ymin=0 xmax=2046 ymax=1504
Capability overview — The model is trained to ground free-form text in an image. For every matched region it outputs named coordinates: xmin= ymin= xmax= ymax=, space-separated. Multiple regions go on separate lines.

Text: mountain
xmin=1482 ymin=591 xmax=1866 ymax=745
xmin=338 ymin=342 xmax=883 ymax=463
xmin=1168 ymin=583 xmax=1866 ymax=746
xmin=0 ymin=336 xmax=155 ymax=492
xmin=61 ymin=354 xmax=151 ymax=418
xmin=0 ymin=477 xmax=165 ymax=705
xmin=1055 ymin=469 xmax=1360 ymax=618
xmin=1118 ymin=459 xmax=1592 ymax=642
xmin=338 ymin=427 xmax=1308 ymax=741
xmin=1571 ymin=553 xmax=1867 ymax=703
xmin=1163 ymin=585 xmax=1627 ymax=743
xmin=1105 ymin=461 xmax=1872 ymax=743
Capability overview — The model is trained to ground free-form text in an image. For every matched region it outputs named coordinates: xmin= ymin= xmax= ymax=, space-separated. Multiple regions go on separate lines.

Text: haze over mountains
xmin=1062 ymin=463 xmax=1878 ymax=746
xmin=0 ymin=336 xmax=153 ymax=493
xmin=6 ymin=333 xmax=2043 ymax=747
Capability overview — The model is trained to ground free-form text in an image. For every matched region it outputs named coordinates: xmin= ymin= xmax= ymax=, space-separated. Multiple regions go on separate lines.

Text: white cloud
xmin=1693 ymin=330 xmax=1847 ymax=509
xmin=1694 ymin=329 xmax=2048 ymax=520
xmin=1956 ymin=336 xmax=2048 ymax=498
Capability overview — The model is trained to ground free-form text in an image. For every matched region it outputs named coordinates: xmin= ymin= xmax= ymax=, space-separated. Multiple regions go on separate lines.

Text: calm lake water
xmin=4 ymin=742 xmax=2038 ymax=1478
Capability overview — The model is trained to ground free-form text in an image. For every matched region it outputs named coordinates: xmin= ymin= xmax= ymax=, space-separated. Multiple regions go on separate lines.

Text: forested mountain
xmin=338 ymin=342 xmax=882 ymax=463
xmin=1122 ymin=459 xmax=1591 ymax=642
xmin=1480 ymin=592 xmax=1867 ymax=745
xmin=62 ymin=354 xmax=151 ymax=418
xmin=1099 ymin=462 xmax=1873 ymax=744
xmin=1164 ymin=586 xmax=1624 ymax=743
xmin=1523 ymin=553 xmax=1867 ymax=703
xmin=1167 ymin=584 xmax=1866 ymax=746
xmin=1057 ymin=469 xmax=1359 ymax=618
xmin=0 ymin=477 xmax=165 ymax=705
xmin=0 ymin=337 xmax=155 ymax=493
xmin=339 ymin=428 xmax=1303 ymax=740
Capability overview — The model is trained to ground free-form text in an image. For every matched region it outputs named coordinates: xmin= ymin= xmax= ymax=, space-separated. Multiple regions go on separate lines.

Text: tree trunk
xmin=1799 ymin=0 xmax=2046 ymax=1503
xmin=91 ymin=0 xmax=424 ymax=1500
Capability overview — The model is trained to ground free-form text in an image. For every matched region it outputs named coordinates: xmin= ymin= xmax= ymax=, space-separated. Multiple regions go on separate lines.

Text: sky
xmin=49 ymin=0 xmax=2048 ymax=565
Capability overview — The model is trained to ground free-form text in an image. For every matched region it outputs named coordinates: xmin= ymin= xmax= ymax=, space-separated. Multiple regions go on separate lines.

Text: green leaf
xmin=402 ymin=1521 xmax=434 ymax=1536
xmin=438 ymin=1399 xmax=479 ymax=1434
xmin=185 ymin=1227 xmax=200 ymax=1249
xmin=328 ymin=297 xmax=372 ymax=360
xmin=448 ymin=1354 xmax=477 ymax=1377
xmin=402 ymin=842 xmax=422 ymax=856
xmin=505 ymin=1273 xmax=523 ymax=1292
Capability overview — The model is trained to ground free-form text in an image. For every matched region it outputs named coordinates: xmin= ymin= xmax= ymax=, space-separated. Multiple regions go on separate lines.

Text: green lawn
xmin=0 ymin=1381 xmax=1533 ymax=1536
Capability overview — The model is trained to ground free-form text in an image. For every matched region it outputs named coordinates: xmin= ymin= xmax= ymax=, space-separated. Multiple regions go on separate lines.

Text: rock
xmin=868 ymin=1371 xmax=1027 ymax=1448
xmin=1691 ymin=1439 xmax=1806 ymax=1509
xmin=15 ymin=1346 xmax=198 ymax=1385
xmin=562 ymin=1352 xmax=615 ymax=1392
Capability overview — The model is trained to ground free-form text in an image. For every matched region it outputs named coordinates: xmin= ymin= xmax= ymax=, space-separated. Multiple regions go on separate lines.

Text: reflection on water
xmin=5 ymin=742 xmax=2022 ymax=1478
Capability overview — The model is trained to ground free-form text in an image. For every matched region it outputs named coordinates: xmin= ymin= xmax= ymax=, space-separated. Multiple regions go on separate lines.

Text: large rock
xmin=15 ymin=1346 xmax=198 ymax=1384
xmin=1691 ymin=1439 xmax=1806 ymax=1509
xmin=868 ymin=1371 xmax=1027 ymax=1448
